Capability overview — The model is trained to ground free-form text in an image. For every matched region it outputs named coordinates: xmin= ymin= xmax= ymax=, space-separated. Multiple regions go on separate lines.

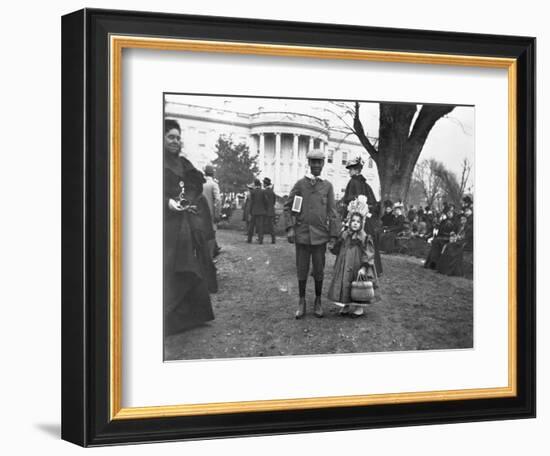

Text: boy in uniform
xmin=284 ymin=148 xmax=339 ymax=318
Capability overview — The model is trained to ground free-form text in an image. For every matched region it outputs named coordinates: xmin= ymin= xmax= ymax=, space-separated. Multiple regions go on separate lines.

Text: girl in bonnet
xmin=328 ymin=195 xmax=378 ymax=317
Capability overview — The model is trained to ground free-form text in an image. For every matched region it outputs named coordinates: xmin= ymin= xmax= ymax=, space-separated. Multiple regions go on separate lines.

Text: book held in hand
xmin=291 ymin=195 xmax=303 ymax=213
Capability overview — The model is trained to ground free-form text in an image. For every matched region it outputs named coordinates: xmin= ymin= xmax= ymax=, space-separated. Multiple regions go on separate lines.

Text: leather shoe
xmin=295 ymin=297 xmax=306 ymax=319
xmin=313 ymin=296 xmax=323 ymax=318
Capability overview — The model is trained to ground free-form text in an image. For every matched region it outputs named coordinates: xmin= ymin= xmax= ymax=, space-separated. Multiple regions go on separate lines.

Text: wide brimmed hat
xmin=345 ymin=155 xmax=364 ymax=169
xmin=262 ymin=177 xmax=272 ymax=186
xmin=306 ymin=148 xmax=325 ymax=160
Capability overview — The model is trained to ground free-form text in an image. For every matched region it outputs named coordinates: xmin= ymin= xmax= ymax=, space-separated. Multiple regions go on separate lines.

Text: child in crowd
xmin=328 ymin=197 xmax=378 ymax=318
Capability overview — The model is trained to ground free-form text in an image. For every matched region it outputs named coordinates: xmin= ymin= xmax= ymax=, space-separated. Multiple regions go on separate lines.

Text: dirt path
xmin=164 ymin=229 xmax=473 ymax=361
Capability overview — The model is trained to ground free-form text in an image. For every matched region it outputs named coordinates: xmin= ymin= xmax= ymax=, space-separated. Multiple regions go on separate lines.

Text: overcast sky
xmin=165 ymin=94 xmax=474 ymax=182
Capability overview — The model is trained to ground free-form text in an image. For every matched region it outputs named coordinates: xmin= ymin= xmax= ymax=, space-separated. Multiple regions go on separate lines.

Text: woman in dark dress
xmin=436 ymin=231 xmax=465 ymax=276
xmin=164 ymin=119 xmax=217 ymax=335
xmin=424 ymin=211 xmax=454 ymax=270
xmin=342 ymin=156 xmax=383 ymax=274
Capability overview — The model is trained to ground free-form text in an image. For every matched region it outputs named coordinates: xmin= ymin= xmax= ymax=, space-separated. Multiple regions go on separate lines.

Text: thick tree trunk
xmin=354 ymin=102 xmax=455 ymax=206
xmin=376 ymin=104 xmax=418 ymax=203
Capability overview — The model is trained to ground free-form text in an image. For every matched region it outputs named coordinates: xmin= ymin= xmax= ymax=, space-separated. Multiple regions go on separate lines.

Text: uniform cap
xmin=306 ymin=148 xmax=325 ymax=160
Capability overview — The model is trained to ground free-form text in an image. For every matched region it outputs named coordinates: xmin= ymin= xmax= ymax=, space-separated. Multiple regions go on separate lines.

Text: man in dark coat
xmin=284 ymin=148 xmax=340 ymax=319
xmin=262 ymin=177 xmax=277 ymax=244
xmin=247 ymin=179 xmax=267 ymax=244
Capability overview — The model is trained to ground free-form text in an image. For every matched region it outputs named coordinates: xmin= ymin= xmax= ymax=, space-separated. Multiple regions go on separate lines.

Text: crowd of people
xmin=163 ymin=118 xmax=473 ymax=335
xmin=378 ymin=197 xmax=474 ymax=277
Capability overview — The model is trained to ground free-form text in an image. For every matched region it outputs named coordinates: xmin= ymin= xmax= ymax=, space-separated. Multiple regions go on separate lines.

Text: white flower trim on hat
xmin=346 ymin=195 xmax=370 ymax=227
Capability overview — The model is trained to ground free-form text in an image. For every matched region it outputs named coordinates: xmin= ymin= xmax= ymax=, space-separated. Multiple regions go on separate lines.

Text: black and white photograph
xmin=163 ymin=94 xmax=475 ymax=361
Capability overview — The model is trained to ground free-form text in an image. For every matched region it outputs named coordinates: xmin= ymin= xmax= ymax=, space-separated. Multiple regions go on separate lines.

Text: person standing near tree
xmin=262 ymin=177 xmax=277 ymax=244
xmin=284 ymin=148 xmax=339 ymax=319
xmin=247 ymin=179 xmax=267 ymax=244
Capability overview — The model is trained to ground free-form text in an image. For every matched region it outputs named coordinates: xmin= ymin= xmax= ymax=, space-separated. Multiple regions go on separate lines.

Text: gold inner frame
xmin=109 ymin=35 xmax=518 ymax=420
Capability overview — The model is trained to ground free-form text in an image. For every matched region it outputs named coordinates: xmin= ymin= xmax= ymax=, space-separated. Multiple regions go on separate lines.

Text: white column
xmin=293 ymin=134 xmax=299 ymax=182
xmin=309 ymin=136 xmax=314 ymax=153
xmin=275 ymin=133 xmax=281 ymax=192
xmin=321 ymin=141 xmax=327 ymax=178
xmin=259 ymin=133 xmax=265 ymax=177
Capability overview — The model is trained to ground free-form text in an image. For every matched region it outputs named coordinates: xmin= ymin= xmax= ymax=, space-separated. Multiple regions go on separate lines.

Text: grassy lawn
xmin=164 ymin=228 xmax=473 ymax=361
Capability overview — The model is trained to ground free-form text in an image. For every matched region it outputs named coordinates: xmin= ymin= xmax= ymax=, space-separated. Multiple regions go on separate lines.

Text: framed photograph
xmin=62 ymin=8 xmax=535 ymax=446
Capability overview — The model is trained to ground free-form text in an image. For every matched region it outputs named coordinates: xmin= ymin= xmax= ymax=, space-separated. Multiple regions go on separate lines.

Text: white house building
xmin=165 ymin=100 xmax=380 ymax=199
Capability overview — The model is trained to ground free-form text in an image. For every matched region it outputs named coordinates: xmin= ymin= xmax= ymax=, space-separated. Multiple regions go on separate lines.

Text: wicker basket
xmin=350 ymin=275 xmax=375 ymax=303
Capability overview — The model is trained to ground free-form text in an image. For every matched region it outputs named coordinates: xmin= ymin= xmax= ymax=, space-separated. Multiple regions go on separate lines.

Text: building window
xmin=328 ymin=149 xmax=334 ymax=164
xmin=198 ymin=130 xmax=206 ymax=147
xmin=341 ymin=151 xmax=348 ymax=165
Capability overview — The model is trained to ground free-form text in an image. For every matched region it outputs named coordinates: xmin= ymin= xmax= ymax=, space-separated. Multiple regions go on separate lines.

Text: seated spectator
xmin=379 ymin=201 xmax=397 ymax=253
xmin=462 ymin=195 xmax=473 ymax=211
xmin=417 ymin=219 xmax=429 ymax=238
xmin=437 ymin=231 xmax=464 ymax=277
xmin=380 ymin=201 xmax=395 ymax=228
xmin=424 ymin=212 xmax=454 ymax=269
xmin=411 ymin=216 xmax=420 ymax=237
xmin=458 ymin=209 xmax=474 ymax=252
xmin=393 ymin=203 xmax=406 ymax=231
xmin=407 ymin=205 xmax=417 ymax=222
xmin=397 ymin=221 xmax=413 ymax=239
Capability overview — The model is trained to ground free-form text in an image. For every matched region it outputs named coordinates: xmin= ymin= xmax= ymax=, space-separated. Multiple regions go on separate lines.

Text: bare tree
xmin=433 ymin=158 xmax=472 ymax=207
xmin=413 ymin=158 xmax=443 ymax=208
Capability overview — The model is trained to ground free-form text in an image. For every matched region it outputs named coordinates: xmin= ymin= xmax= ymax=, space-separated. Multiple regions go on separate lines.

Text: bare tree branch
xmin=331 ymin=130 xmax=356 ymax=150
xmin=407 ymin=105 xmax=455 ymax=164
xmin=459 ymin=157 xmax=472 ymax=196
xmin=353 ymin=101 xmax=378 ymax=160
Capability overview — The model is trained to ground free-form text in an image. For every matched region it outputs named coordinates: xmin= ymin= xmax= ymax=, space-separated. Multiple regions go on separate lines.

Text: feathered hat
xmin=346 ymin=195 xmax=370 ymax=228
xmin=345 ymin=155 xmax=364 ymax=169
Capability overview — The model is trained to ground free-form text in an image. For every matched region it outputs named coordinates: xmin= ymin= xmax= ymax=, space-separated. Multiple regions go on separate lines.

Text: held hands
xmin=327 ymin=237 xmax=336 ymax=252
xmin=287 ymin=227 xmax=295 ymax=244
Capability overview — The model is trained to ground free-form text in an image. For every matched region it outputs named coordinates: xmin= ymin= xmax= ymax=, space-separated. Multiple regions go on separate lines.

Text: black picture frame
xmin=62 ymin=8 xmax=535 ymax=447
